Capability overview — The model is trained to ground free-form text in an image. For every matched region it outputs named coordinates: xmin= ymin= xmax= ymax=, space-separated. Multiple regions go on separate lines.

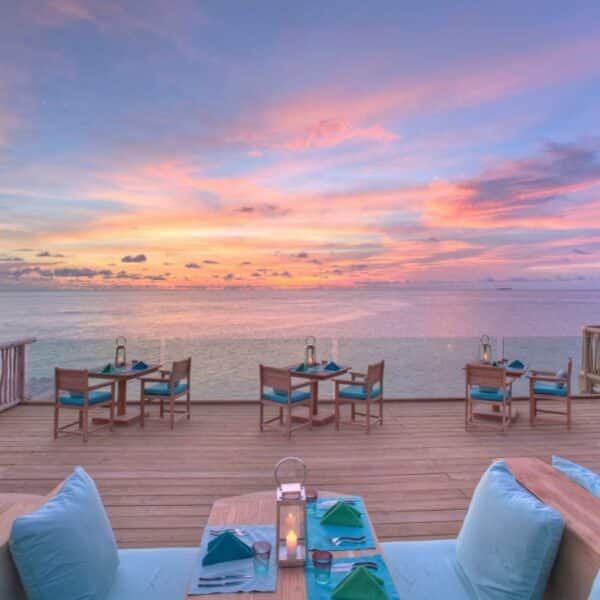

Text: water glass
xmin=306 ymin=489 xmax=318 ymax=515
xmin=312 ymin=550 xmax=332 ymax=585
xmin=252 ymin=541 xmax=271 ymax=575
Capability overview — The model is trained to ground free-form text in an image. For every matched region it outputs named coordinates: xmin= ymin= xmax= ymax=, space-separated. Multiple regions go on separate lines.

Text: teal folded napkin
xmin=100 ymin=363 xmax=113 ymax=374
xmin=320 ymin=502 xmax=362 ymax=528
xmin=325 ymin=361 xmax=340 ymax=371
xmin=295 ymin=363 xmax=307 ymax=372
xmin=508 ymin=359 xmax=525 ymax=370
xmin=132 ymin=361 xmax=148 ymax=370
xmin=202 ymin=531 xmax=252 ymax=566
xmin=331 ymin=567 xmax=389 ymax=600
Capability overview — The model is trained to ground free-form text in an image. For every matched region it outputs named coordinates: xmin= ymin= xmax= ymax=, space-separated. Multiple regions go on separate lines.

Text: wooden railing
xmin=581 ymin=326 xmax=600 ymax=394
xmin=0 ymin=338 xmax=36 ymax=412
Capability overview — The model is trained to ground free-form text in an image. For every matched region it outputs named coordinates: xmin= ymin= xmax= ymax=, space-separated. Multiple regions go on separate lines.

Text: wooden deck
xmin=1 ymin=399 xmax=600 ymax=549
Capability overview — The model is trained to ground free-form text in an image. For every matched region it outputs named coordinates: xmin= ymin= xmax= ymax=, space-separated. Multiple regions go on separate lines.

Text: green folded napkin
xmin=331 ymin=567 xmax=389 ymax=600
xmin=202 ymin=530 xmax=252 ymax=566
xmin=320 ymin=501 xmax=362 ymax=528
xmin=101 ymin=363 xmax=113 ymax=374
xmin=296 ymin=363 xmax=307 ymax=372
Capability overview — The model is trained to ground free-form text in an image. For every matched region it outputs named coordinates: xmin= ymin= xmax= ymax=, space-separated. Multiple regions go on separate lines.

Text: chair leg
xmin=308 ymin=401 xmax=313 ymax=431
xmin=279 ymin=407 xmax=283 ymax=424
xmin=335 ymin=397 xmax=340 ymax=431
xmin=567 ymin=397 xmax=571 ymax=430
xmin=465 ymin=398 xmax=469 ymax=430
xmin=140 ymin=394 xmax=145 ymax=428
xmin=187 ymin=391 xmax=191 ymax=420
xmin=53 ymin=404 xmax=59 ymax=439
xmin=82 ymin=408 xmax=88 ymax=443
xmin=160 ymin=399 xmax=164 ymax=418
xmin=109 ymin=400 xmax=115 ymax=432
xmin=259 ymin=401 xmax=264 ymax=432
xmin=379 ymin=397 xmax=383 ymax=425
xmin=351 ymin=404 xmax=356 ymax=421
xmin=170 ymin=397 xmax=175 ymax=430
xmin=366 ymin=401 xmax=371 ymax=434
xmin=287 ymin=404 xmax=292 ymax=439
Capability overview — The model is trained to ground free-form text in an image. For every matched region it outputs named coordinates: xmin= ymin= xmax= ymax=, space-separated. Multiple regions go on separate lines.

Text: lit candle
xmin=285 ymin=529 xmax=298 ymax=558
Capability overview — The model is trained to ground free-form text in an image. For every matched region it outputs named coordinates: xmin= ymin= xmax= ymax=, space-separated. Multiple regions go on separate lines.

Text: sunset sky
xmin=1 ymin=1 xmax=600 ymax=289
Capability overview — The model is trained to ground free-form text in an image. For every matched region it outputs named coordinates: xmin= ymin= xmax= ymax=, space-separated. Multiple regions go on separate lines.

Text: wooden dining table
xmin=287 ymin=364 xmax=350 ymax=426
xmin=184 ymin=489 xmax=381 ymax=600
xmin=89 ymin=363 xmax=160 ymax=426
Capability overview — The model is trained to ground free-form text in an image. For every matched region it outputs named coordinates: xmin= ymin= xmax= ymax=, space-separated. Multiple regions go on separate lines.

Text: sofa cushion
xmin=456 ymin=460 xmax=564 ymax=600
xmin=9 ymin=467 xmax=119 ymax=600
xmin=381 ymin=539 xmax=476 ymax=600
xmin=107 ymin=548 xmax=198 ymax=600
xmin=552 ymin=455 xmax=600 ymax=497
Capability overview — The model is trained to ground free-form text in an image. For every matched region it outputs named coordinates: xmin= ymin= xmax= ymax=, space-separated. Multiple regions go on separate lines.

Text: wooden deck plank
xmin=1 ymin=400 xmax=600 ymax=548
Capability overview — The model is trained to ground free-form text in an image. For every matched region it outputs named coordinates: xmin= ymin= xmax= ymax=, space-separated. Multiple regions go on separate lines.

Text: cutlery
xmin=330 ymin=535 xmax=366 ymax=546
xmin=319 ymin=499 xmax=357 ymax=508
xmin=198 ymin=575 xmax=253 ymax=581
xmin=332 ymin=561 xmax=378 ymax=572
xmin=196 ymin=580 xmax=244 ymax=588
xmin=209 ymin=528 xmax=247 ymax=537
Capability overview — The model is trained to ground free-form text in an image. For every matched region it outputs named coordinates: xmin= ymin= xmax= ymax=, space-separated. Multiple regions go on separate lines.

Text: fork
xmin=209 ymin=527 xmax=247 ymax=537
xmin=332 ymin=561 xmax=378 ymax=572
xmin=330 ymin=535 xmax=366 ymax=546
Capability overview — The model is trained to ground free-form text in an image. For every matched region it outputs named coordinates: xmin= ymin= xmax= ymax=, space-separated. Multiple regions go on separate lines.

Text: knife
xmin=198 ymin=575 xmax=252 ymax=581
xmin=196 ymin=580 xmax=248 ymax=587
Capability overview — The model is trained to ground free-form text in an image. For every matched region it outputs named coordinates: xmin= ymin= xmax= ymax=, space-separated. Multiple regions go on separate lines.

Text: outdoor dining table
xmin=288 ymin=364 xmax=350 ymax=427
xmin=89 ymin=363 xmax=160 ymax=426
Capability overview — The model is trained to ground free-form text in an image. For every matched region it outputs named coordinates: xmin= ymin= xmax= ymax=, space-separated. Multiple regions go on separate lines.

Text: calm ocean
xmin=1 ymin=288 xmax=597 ymax=400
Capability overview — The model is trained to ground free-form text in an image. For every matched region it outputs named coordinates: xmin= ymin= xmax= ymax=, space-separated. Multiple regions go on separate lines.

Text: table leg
xmin=93 ymin=379 xmax=142 ymax=426
xmin=117 ymin=379 xmax=127 ymax=416
xmin=311 ymin=381 xmax=319 ymax=415
xmin=291 ymin=380 xmax=335 ymax=426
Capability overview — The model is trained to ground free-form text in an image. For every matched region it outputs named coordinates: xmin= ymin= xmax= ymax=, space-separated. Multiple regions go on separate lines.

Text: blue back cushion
xmin=456 ymin=460 xmax=564 ymax=600
xmin=10 ymin=467 xmax=119 ymax=600
xmin=552 ymin=455 xmax=600 ymax=497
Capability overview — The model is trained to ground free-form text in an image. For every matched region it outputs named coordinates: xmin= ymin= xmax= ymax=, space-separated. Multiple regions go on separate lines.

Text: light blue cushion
xmin=533 ymin=382 xmax=567 ymax=397
xmin=58 ymin=390 xmax=112 ymax=406
xmin=469 ymin=386 xmax=504 ymax=401
xmin=552 ymin=455 xmax=600 ymax=497
xmin=9 ymin=467 xmax=119 ymax=600
xmin=456 ymin=460 xmax=564 ymax=600
xmin=262 ymin=389 xmax=310 ymax=404
xmin=381 ymin=539 xmax=476 ymax=599
xmin=588 ymin=569 xmax=600 ymax=600
xmin=338 ymin=384 xmax=381 ymax=400
xmin=145 ymin=381 xmax=188 ymax=396
xmin=107 ymin=548 xmax=197 ymax=600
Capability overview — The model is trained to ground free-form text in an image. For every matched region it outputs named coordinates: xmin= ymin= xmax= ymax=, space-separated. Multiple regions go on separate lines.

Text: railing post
xmin=0 ymin=338 xmax=36 ymax=412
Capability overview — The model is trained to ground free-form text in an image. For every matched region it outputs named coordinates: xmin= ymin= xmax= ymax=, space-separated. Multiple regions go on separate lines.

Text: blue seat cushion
xmin=456 ymin=460 xmax=564 ymax=600
xmin=59 ymin=390 xmax=112 ymax=406
xmin=107 ymin=548 xmax=197 ymax=600
xmin=262 ymin=389 xmax=310 ymax=404
xmin=381 ymin=539 xmax=476 ymax=600
xmin=339 ymin=384 xmax=381 ymax=400
xmin=469 ymin=386 xmax=504 ymax=401
xmin=145 ymin=382 xmax=188 ymax=396
xmin=552 ymin=455 xmax=600 ymax=497
xmin=533 ymin=382 xmax=567 ymax=397
xmin=10 ymin=467 xmax=119 ymax=600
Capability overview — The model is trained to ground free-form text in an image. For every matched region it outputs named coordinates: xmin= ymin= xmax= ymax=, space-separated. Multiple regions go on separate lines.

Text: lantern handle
xmin=116 ymin=335 xmax=127 ymax=346
xmin=305 ymin=336 xmax=316 ymax=346
xmin=274 ymin=456 xmax=307 ymax=488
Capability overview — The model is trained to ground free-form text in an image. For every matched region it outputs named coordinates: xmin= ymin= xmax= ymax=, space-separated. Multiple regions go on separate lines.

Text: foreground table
xmin=90 ymin=363 xmax=160 ymax=426
xmin=288 ymin=365 xmax=350 ymax=426
xmin=185 ymin=490 xmax=379 ymax=599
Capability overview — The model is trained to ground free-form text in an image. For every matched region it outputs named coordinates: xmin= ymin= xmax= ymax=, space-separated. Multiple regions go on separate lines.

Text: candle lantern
xmin=479 ymin=335 xmax=492 ymax=364
xmin=274 ymin=457 xmax=307 ymax=568
xmin=304 ymin=336 xmax=317 ymax=367
xmin=114 ymin=336 xmax=127 ymax=368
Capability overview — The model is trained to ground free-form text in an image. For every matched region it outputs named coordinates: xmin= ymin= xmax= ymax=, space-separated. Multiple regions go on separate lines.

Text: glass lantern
xmin=274 ymin=457 xmax=307 ymax=568
xmin=305 ymin=336 xmax=317 ymax=367
xmin=114 ymin=336 xmax=127 ymax=368
xmin=479 ymin=334 xmax=492 ymax=364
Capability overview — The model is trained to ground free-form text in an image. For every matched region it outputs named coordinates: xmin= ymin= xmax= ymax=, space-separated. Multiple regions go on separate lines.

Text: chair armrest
xmin=333 ymin=378 xmax=365 ymax=386
xmin=291 ymin=381 xmax=311 ymax=391
xmin=529 ymin=369 xmax=555 ymax=376
xmin=140 ymin=376 xmax=169 ymax=384
xmin=159 ymin=369 xmax=171 ymax=378
xmin=529 ymin=375 xmax=566 ymax=383
xmin=87 ymin=381 xmax=114 ymax=392
xmin=350 ymin=371 xmax=366 ymax=379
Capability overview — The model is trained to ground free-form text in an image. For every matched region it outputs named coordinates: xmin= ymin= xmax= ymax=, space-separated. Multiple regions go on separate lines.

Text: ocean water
xmin=1 ymin=288 xmax=596 ymax=400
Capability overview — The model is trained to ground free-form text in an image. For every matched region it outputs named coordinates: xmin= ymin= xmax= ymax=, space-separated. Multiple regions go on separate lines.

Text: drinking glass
xmin=313 ymin=550 xmax=332 ymax=584
xmin=252 ymin=541 xmax=271 ymax=575
xmin=306 ymin=489 xmax=318 ymax=515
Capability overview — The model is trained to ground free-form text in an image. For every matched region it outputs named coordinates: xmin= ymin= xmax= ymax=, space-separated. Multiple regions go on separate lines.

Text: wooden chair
xmin=259 ymin=365 xmax=313 ymax=438
xmin=54 ymin=368 xmax=115 ymax=442
xmin=333 ymin=360 xmax=384 ymax=434
xmin=465 ymin=363 xmax=512 ymax=432
xmin=139 ymin=357 xmax=191 ymax=429
xmin=529 ymin=358 xmax=572 ymax=429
